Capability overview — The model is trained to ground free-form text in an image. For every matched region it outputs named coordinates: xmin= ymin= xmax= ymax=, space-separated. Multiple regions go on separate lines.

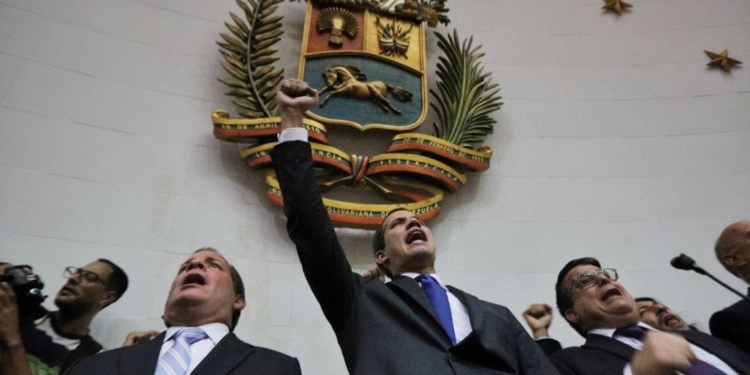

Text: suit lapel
xmin=120 ymin=331 xmax=164 ymax=375
xmin=583 ymin=334 xmax=636 ymax=361
xmin=447 ymin=286 xmax=484 ymax=335
xmin=389 ymin=275 xmax=450 ymax=343
xmin=680 ymin=330 xmax=750 ymax=374
xmin=191 ymin=333 xmax=254 ymax=375
xmin=390 ymin=276 xmax=441 ymax=322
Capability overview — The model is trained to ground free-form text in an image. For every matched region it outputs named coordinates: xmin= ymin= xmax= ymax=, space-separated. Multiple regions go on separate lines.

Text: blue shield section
xmin=303 ymin=56 xmax=424 ymax=128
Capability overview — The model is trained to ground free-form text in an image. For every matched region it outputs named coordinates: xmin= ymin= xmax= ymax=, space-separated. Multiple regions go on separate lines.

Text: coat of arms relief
xmin=212 ymin=0 xmax=502 ymax=227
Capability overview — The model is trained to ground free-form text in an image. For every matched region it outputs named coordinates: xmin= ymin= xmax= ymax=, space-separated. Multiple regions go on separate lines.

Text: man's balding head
xmin=715 ymin=221 xmax=750 ymax=284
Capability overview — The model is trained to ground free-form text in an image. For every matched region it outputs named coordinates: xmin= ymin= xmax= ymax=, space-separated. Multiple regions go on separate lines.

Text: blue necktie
xmin=155 ymin=328 xmax=208 ymax=375
xmin=614 ymin=325 xmax=727 ymax=375
xmin=416 ymin=274 xmax=457 ymax=345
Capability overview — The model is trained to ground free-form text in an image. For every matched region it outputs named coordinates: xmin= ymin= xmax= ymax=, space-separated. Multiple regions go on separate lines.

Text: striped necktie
xmin=155 ymin=328 xmax=208 ymax=375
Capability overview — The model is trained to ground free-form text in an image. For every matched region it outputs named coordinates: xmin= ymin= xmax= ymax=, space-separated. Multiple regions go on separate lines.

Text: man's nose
xmin=406 ymin=218 xmax=422 ymax=229
xmin=595 ymin=273 xmax=611 ymax=286
xmin=186 ymin=261 xmax=206 ymax=271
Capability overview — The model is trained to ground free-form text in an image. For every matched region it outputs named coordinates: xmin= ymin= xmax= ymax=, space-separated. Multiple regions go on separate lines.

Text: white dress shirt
xmin=157 ymin=323 xmax=229 ymax=375
xmin=278 ymin=127 xmax=308 ymax=143
xmin=587 ymin=322 xmax=738 ymax=375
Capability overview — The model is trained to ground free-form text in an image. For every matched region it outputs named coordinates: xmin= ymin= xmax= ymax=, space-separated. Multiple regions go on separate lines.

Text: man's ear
xmin=723 ymin=252 xmax=745 ymax=269
xmin=234 ymin=295 xmax=247 ymax=312
xmin=100 ymin=291 xmax=118 ymax=309
xmin=375 ymin=249 xmax=388 ymax=266
xmin=564 ymin=308 xmax=580 ymax=325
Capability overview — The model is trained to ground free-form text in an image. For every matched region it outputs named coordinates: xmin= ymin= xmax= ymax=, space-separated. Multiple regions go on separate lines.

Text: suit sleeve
xmin=536 ymin=337 xmax=563 ymax=356
xmin=507 ymin=311 xmax=561 ymax=375
xmin=289 ymin=358 xmax=302 ymax=375
xmin=710 ymin=309 xmax=750 ymax=355
xmin=549 ymin=357 xmax=578 ymax=375
xmin=271 ymin=141 xmax=363 ymax=331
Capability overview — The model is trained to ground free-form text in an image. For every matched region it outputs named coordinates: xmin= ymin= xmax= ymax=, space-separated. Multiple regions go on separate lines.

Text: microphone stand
xmin=672 ymin=254 xmax=750 ymax=302
xmin=692 ymin=265 xmax=750 ymax=302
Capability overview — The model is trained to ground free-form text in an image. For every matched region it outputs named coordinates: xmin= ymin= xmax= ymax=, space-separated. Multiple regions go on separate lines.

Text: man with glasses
xmin=0 ymin=259 xmax=128 ymax=375
xmin=550 ymin=257 xmax=750 ymax=375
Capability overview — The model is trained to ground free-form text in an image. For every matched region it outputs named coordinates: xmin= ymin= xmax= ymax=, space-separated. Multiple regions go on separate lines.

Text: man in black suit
xmin=711 ymin=220 xmax=750 ymax=356
xmin=271 ymin=79 xmax=557 ymax=375
xmin=550 ymin=257 xmax=750 ymax=375
xmin=521 ymin=297 xmax=693 ymax=358
xmin=64 ymin=248 xmax=301 ymax=375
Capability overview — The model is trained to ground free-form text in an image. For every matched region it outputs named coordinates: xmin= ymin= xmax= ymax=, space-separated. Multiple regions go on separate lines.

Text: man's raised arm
xmin=271 ymin=79 xmax=362 ymax=328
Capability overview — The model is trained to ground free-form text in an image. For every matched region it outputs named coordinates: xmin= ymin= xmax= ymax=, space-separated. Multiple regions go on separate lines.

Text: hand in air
xmin=277 ymin=79 xmax=319 ymax=130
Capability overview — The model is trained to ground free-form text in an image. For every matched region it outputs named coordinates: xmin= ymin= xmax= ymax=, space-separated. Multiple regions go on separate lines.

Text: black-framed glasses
xmin=63 ymin=267 xmax=106 ymax=285
xmin=568 ymin=268 xmax=618 ymax=292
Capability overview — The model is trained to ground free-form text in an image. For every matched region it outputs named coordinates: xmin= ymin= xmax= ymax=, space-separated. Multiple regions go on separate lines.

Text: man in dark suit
xmin=271 ymin=79 xmax=557 ymax=375
xmin=550 ymin=257 xmax=750 ymax=375
xmin=711 ymin=220 xmax=750 ymax=356
xmin=64 ymin=248 xmax=301 ymax=375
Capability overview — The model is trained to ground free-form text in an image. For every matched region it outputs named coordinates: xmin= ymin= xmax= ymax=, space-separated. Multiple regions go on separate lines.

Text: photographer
xmin=0 ymin=260 xmax=128 ymax=375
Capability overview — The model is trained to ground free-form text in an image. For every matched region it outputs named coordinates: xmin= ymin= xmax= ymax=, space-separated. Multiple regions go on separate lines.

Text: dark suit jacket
xmin=271 ymin=141 xmax=558 ymax=375
xmin=549 ymin=330 xmax=750 ymax=375
xmin=710 ymin=289 xmax=750 ymax=357
xmin=536 ymin=338 xmax=563 ymax=356
xmin=62 ymin=332 xmax=301 ymax=375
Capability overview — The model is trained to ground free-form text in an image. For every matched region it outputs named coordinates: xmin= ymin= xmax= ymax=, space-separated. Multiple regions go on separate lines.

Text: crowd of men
xmin=0 ymin=79 xmax=748 ymax=375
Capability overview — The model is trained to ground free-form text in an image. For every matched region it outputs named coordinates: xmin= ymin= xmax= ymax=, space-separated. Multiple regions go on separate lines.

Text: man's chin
xmin=54 ymin=295 xmax=73 ymax=307
xmin=405 ymin=245 xmax=435 ymax=257
xmin=665 ymin=320 xmax=685 ymax=330
xmin=56 ymin=300 xmax=89 ymax=317
xmin=168 ymin=292 xmax=208 ymax=307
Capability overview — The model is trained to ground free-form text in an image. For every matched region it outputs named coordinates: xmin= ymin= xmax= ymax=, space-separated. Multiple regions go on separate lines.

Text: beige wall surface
xmin=1 ymin=0 xmax=749 ymax=373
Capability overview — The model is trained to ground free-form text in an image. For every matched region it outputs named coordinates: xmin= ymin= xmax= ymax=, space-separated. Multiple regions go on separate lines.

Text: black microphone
xmin=670 ymin=253 xmax=750 ymax=302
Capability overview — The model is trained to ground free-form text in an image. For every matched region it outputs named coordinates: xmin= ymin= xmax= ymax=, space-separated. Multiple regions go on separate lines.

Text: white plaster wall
xmin=1 ymin=0 xmax=749 ymax=373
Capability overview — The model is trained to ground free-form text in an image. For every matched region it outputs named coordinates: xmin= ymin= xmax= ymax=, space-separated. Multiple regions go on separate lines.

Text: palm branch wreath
xmin=213 ymin=0 xmax=503 ymax=227
xmin=431 ymin=30 xmax=502 ymax=149
xmin=218 ymin=0 xmax=285 ymax=119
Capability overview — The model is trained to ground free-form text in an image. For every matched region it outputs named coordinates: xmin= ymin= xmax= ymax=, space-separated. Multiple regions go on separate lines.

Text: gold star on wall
xmin=704 ymin=49 xmax=742 ymax=73
xmin=602 ymin=0 xmax=633 ymax=15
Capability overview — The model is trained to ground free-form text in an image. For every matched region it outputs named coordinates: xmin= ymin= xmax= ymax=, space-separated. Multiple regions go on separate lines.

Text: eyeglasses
xmin=568 ymin=268 xmax=618 ymax=292
xmin=63 ymin=267 xmax=106 ymax=285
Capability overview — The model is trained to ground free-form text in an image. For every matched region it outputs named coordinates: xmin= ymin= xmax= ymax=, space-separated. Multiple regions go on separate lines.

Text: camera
xmin=0 ymin=265 xmax=47 ymax=319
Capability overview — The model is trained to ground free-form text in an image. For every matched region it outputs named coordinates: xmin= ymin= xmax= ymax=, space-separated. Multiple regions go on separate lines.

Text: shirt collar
xmin=164 ymin=322 xmax=229 ymax=345
xmin=588 ymin=322 xmax=654 ymax=338
xmin=401 ymin=273 xmax=447 ymax=290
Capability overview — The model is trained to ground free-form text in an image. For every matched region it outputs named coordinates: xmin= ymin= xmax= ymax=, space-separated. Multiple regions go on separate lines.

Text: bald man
xmin=710 ymin=220 xmax=750 ymax=356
